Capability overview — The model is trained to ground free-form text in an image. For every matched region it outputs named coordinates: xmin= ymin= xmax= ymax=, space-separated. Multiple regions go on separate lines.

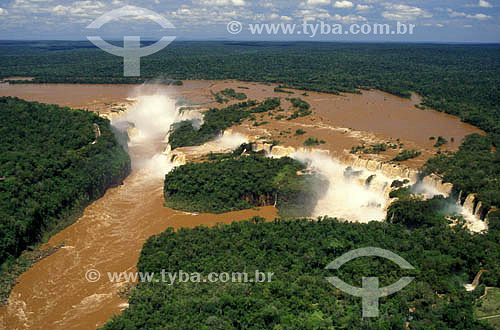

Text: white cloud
xmin=199 ymin=0 xmax=227 ymax=5
xmin=0 ymin=8 xmax=7 ymax=15
xmin=51 ymin=4 xmax=68 ymax=15
xmin=295 ymin=8 xmax=331 ymax=21
xmin=296 ymin=9 xmax=365 ymax=23
xmin=448 ymin=9 xmax=467 ymax=17
xmin=356 ymin=4 xmax=372 ymax=11
xmin=467 ymin=13 xmax=491 ymax=20
xmin=280 ymin=15 xmax=292 ymax=21
xmin=334 ymin=1 xmax=353 ymax=9
xmin=231 ymin=0 xmax=246 ymax=6
xmin=423 ymin=23 xmax=444 ymax=27
xmin=446 ymin=8 xmax=491 ymax=20
xmin=332 ymin=13 xmax=366 ymax=23
xmin=307 ymin=0 xmax=331 ymax=5
xmin=478 ymin=0 xmax=492 ymax=8
xmin=199 ymin=0 xmax=246 ymax=6
xmin=464 ymin=24 xmax=473 ymax=28
xmin=382 ymin=4 xmax=432 ymax=21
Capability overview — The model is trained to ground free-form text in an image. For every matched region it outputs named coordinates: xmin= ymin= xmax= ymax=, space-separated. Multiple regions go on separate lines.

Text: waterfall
xmin=111 ymin=91 xmax=200 ymax=179
xmin=290 ymin=150 xmax=395 ymax=222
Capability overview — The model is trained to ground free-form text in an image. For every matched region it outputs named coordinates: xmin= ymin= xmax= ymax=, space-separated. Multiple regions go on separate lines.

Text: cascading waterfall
xmin=109 ymin=87 xmax=488 ymax=231
xmin=290 ymin=150 xmax=395 ymax=222
xmin=456 ymin=193 xmax=488 ymax=232
xmin=111 ymin=88 xmax=247 ymax=180
xmin=111 ymin=91 xmax=198 ymax=179
xmin=269 ymin=147 xmax=487 ymax=230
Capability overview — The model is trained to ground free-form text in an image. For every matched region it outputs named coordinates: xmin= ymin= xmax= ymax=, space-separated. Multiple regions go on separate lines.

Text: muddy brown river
xmin=0 ymin=81 xmax=484 ymax=329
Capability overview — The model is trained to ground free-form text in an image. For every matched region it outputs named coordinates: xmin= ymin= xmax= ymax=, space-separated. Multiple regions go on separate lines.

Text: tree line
xmin=103 ymin=215 xmax=499 ymax=329
xmin=0 ymin=97 xmax=130 ymax=268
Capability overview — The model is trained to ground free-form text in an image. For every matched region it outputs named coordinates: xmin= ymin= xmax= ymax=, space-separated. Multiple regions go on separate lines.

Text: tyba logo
xmin=87 ymin=6 xmax=175 ymax=76
xmin=325 ymin=247 xmax=415 ymax=317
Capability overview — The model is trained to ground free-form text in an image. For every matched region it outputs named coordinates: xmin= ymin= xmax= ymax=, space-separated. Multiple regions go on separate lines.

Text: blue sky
xmin=0 ymin=0 xmax=499 ymax=42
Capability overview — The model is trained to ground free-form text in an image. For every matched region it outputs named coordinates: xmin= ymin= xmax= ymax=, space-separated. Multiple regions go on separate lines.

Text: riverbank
xmin=0 ymin=81 xmax=486 ymax=329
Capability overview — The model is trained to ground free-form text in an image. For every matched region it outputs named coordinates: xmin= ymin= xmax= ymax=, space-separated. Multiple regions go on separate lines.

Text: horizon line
xmin=1 ymin=39 xmax=500 ymax=45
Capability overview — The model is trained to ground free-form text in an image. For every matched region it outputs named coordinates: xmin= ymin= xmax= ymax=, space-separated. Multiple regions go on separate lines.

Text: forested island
xmin=164 ymin=153 xmax=327 ymax=217
xmin=0 ymin=97 xmax=130 ymax=302
xmin=168 ymin=98 xmax=281 ymax=149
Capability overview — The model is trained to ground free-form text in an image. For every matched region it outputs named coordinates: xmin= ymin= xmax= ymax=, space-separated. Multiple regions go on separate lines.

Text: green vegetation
xmin=250 ymin=97 xmax=281 ymax=113
xmin=252 ymin=121 xmax=269 ymax=127
xmin=1 ymin=41 xmax=499 ymax=145
xmin=475 ymin=287 xmax=500 ymax=329
xmin=217 ymin=88 xmax=247 ymax=101
xmin=387 ymin=196 xmax=451 ymax=229
xmin=212 ymin=88 xmax=247 ymax=103
xmin=390 ymin=179 xmax=410 ymax=189
xmin=168 ymin=101 xmax=256 ymax=149
xmin=3 ymin=41 xmax=500 ymax=327
xmin=168 ymin=98 xmax=282 ymax=149
xmin=289 ymin=97 xmax=310 ymax=110
xmin=424 ymin=134 xmax=500 ymax=210
xmin=103 ymin=215 xmax=499 ymax=329
xmin=213 ymin=92 xmax=228 ymax=104
xmin=303 ymin=137 xmax=325 ymax=146
xmin=287 ymin=97 xmax=312 ymax=120
xmin=434 ymin=136 xmax=449 ymax=148
xmin=351 ymin=143 xmax=391 ymax=154
xmin=274 ymin=86 xmax=294 ymax=94
xmin=392 ymin=149 xmax=422 ymax=162
xmin=294 ymin=128 xmax=306 ymax=136
xmin=0 ymin=97 xmax=130 ymax=300
xmin=164 ymin=154 xmax=326 ymax=217
xmin=389 ymin=187 xmax=411 ymax=199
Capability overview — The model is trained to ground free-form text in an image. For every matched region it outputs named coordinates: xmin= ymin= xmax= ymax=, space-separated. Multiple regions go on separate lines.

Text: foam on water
xmin=291 ymin=150 xmax=391 ymax=222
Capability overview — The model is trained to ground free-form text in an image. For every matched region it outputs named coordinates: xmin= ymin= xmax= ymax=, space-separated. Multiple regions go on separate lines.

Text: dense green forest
xmin=2 ymin=42 xmax=499 ymax=199
xmin=0 ymin=97 xmax=130 ymax=268
xmin=168 ymin=98 xmax=281 ymax=149
xmin=1 ymin=41 xmax=499 ymax=144
xmin=103 ymin=215 xmax=500 ymax=329
xmin=164 ymin=153 xmax=326 ymax=217
xmin=2 ymin=41 xmax=500 ymax=327
xmin=168 ymin=101 xmax=256 ymax=149
xmin=423 ymin=134 xmax=500 ymax=210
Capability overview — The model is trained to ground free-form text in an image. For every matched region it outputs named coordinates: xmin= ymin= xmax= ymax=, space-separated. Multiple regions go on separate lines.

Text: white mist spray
xmin=112 ymin=87 xmax=190 ymax=179
xmin=412 ymin=179 xmax=487 ymax=232
xmin=291 ymin=150 xmax=392 ymax=222
xmin=111 ymin=84 xmax=244 ymax=180
xmin=180 ymin=131 xmax=248 ymax=156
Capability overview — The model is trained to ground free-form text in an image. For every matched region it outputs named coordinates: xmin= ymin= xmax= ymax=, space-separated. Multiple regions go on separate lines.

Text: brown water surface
xmin=0 ymin=81 xmax=484 ymax=329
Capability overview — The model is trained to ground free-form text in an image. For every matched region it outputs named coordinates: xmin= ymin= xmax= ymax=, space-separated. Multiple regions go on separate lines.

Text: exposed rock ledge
xmin=162 ymin=134 xmax=492 ymax=229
